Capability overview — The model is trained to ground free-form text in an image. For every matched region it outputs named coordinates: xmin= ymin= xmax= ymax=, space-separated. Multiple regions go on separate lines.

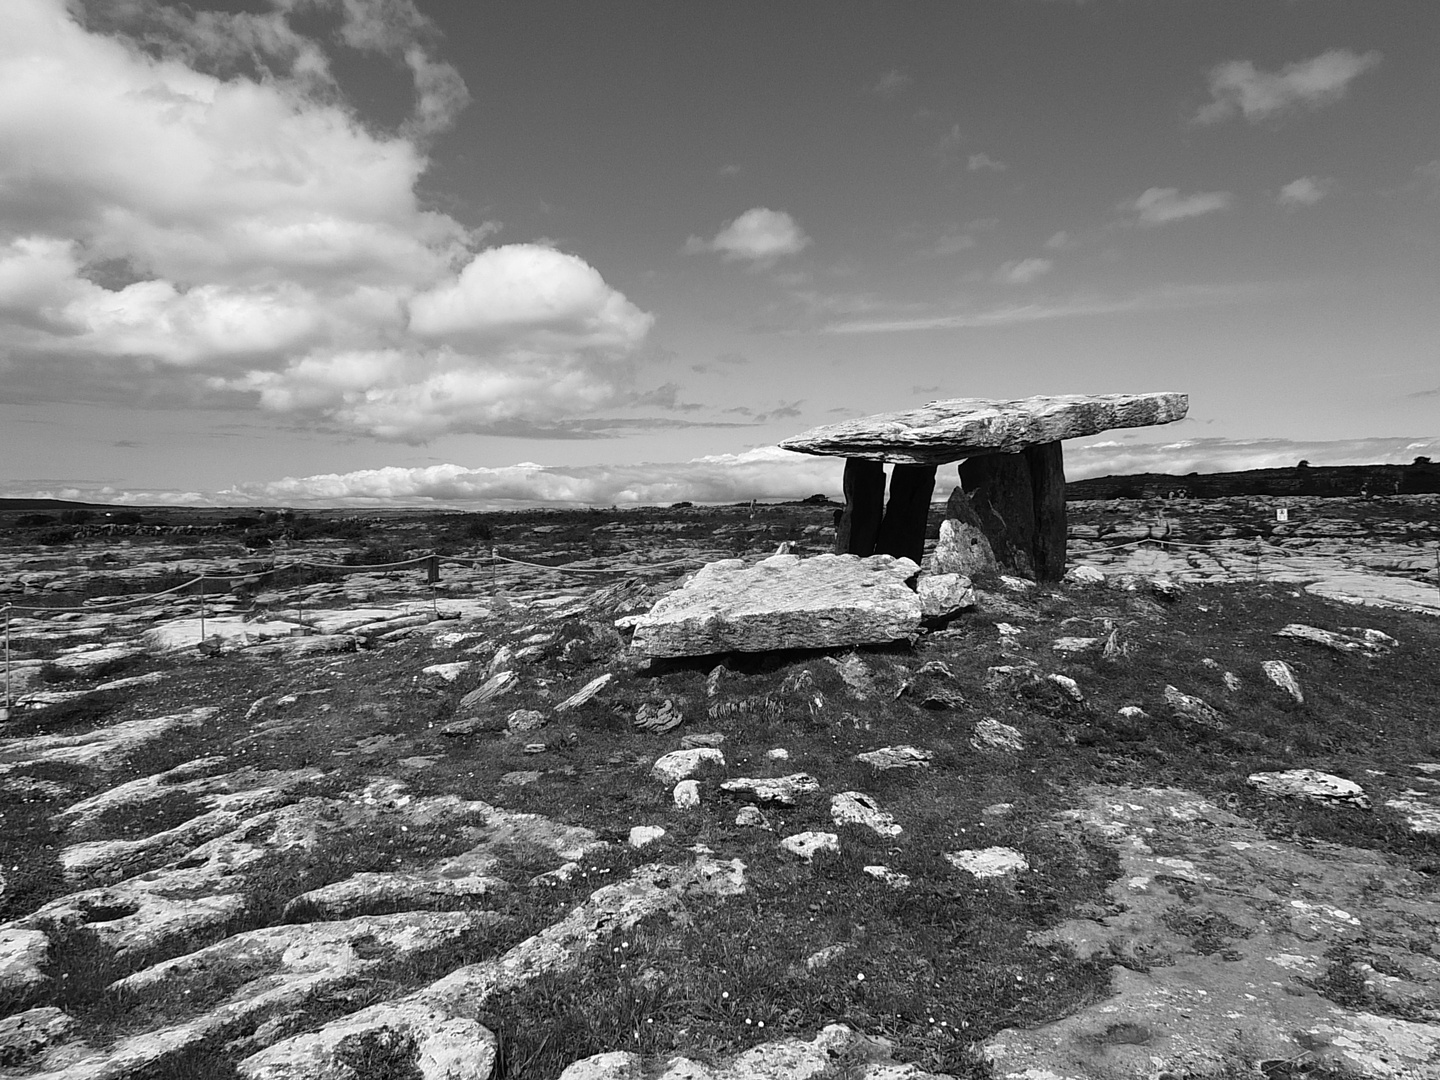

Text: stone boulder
xmin=929 ymin=486 xmax=999 ymax=575
xmin=630 ymin=554 xmax=921 ymax=657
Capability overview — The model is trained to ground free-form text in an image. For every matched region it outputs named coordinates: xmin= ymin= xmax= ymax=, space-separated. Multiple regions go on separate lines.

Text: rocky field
xmin=2 ymin=494 xmax=1439 ymax=1079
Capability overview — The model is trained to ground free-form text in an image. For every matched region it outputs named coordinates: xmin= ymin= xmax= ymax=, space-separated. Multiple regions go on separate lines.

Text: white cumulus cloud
xmin=1129 ymin=187 xmax=1233 ymax=225
xmin=0 ymin=0 xmax=652 ymax=440
xmin=1277 ymin=177 xmax=1332 ymax=207
xmin=686 ymin=208 xmax=811 ymax=263
xmin=1195 ymin=48 xmax=1381 ymax=125
xmin=995 ymin=258 xmax=1053 ymax=285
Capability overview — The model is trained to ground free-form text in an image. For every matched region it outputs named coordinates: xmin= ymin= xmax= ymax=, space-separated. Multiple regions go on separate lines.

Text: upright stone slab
xmin=1025 ymin=441 xmax=1066 ymax=581
xmin=874 ymin=464 xmax=936 ymax=566
xmin=958 ymin=453 xmax=1036 ymax=578
xmin=929 ymin=486 xmax=998 ymax=575
xmin=835 ymin=459 xmax=886 ymax=556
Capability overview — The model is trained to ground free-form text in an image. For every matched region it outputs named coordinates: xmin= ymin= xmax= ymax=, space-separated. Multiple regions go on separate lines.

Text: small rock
xmin=628 ymin=825 xmax=666 ymax=849
xmin=1275 ymin=624 xmax=1390 ymax=654
xmin=945 ymin=847 xmax=1029 ymax=878
xmin=634 ymin=699 xmax=682 ymax=734
xmin=1117 ymin=705 xmax=1149 ymax=720
xmin=456 ymin=670 xmax=517 ymax=711
xmin=555 ymin=673 xmax=613 ymax=712
xmin=1222 ymin=671 xmax=1242 ymax=692
xmin=506 ymin=709 xmax=547 ymax=734
xmin=920 ymin=686 xmax=967 ymax=711
xmin=981 ymin=802 xmax=1014 ymax=818
xmin=679 ymin=732 xmax=725 ymax=749
xmin=780 ymin=831 xmax=840 ymax=861
xmin=917 ymin=572 xmax=976 ymax=618
xmin=855 ymin=745 xmax=933 ymax=770
xmin=1248 ymin=769 xmax=1370 ymax=809
xmin=1262 ymin=660 xmax=1305 ymax=703
xmin=862 ymin=865 xmax=911 ymax=888
xmin=1063 ymin=565 xmax=1105 ymax=586
xmin=559 ymin=1051 xmax=642 ymax=1080
xmin=422 ymin=661 xmax=473 ymax=682
xmin=1384 ymin=798 xmax=1440 ymax=834
xmin=673 ymin=780 xmax=700 ymax=810
xmin=522 ymin=743 xmax=547 ymax=755
xmin=651 ymin=748 xmax=724 ymax=784
xmin=1341 ymin=626 xmax=1398 ymax=648
xmin=766 ymin=748 xmax=790 ymax=761
xmin=1047 ymin=673 xmax=1083 ymax=702
xmin=720 ymin=774 xmax=820 ymax=805
xmin=830 ymin=791 xmax=902 ymax=838
xmin=918 ymin=660 xmax=955 ymax=678
xmin=1163 ymin=685 xmax=1226 ymax=731
xmin=734 ymin=805 xmax=771 ymax=830
xmin=1052 ymin=637 xmax=1099 ymax=653
xmin=803 ymin=942 xmax=856 ymax=971
xmin=1149 ymin=577 xmax=1185 ymax=601
xmin=999 ymin=575 xmax=1034 ymax=592
xmin=971 ymin=718 xmax=1024 ymax=753
xmin=500 ymin=771 xmax=542 ymax=787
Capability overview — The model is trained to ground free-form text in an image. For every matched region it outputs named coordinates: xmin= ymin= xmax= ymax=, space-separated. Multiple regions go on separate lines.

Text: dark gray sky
xmin=2 ymin=0 xmax=1436 ymax=505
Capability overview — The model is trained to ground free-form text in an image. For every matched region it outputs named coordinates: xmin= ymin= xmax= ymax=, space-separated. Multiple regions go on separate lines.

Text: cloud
xmin=1277 ymin=176 xmax=1333 ymax=207
xmin=0 ymin=0 xmax=653 ymax=441
xmin=1044 ymin=231 xmax=1072 ymax=250
xmin=718 ymin=163 xmax=741 ymax=176
xmin=685 ymin=208 xmax=811 ymax=263
xmin=995 ymin=257 xmax=1053 ymax=285
xmin=823 ymin=283 xmax=1263 ymax=334
xmin=868 ymin=69 xmax=911 ymax=99
xmin=967 ymin=152 xmax=1007 ymax=173
xmin=1068 ymin=436 xmax=1440 ymax=482
xmin=215 ymin=445 xmax=846 ymax=508
xmin=1129 ymin=187 xmax=1233 ymax=225
xmin=1194 ymin=48 xmax=1381 ymax=125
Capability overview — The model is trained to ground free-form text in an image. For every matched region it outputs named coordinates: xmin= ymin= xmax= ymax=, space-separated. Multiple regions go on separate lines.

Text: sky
xmin=1 ymin=0 xmax=1437 ymax=508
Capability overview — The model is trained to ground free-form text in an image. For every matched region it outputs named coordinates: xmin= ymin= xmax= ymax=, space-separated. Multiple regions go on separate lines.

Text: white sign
xmin=1276 ymin=507 xmax=1289 ymax=522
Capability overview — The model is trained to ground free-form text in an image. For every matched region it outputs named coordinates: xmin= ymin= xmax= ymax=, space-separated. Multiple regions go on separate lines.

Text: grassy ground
xmin=3 ymin=522 xmax=1440 ymax=1077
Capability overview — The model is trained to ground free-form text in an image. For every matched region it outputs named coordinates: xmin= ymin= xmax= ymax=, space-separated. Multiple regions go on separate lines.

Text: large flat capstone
xmin=629 ymin=554 xmax=920 ymax=657
xmin=780 ymin=392 xmax=1188 ymax=465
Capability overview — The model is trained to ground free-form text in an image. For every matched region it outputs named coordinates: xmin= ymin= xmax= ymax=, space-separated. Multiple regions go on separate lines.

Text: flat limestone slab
xmin=630 ymin=553 xmax=921 ymax=657
xmin=780 ymin=392 xmax=1188 ymax=465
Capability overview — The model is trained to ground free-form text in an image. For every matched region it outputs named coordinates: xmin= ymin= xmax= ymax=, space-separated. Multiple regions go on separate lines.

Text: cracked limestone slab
xmin=0 ymin=708 xmax=217 ymax=773
xmin=236 ymin=857 xmax=747 ymax=1080
xmin=984 ymin=785 xmax=1440 ymax=1080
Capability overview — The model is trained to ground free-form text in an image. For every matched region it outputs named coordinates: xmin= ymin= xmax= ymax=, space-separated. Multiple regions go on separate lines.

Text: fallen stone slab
xmin=1385 ymin=798 xmax=1440 ymax=835
xmin=0 ymin=928 xmax=50 ymax=1006
xmin=1163 ymin=685 xmax=1226 ymax=731
xmin=46 ymin=644 xmax=145 ymax=674
xmin=631 ymin=553 xmax=921 ymax=657
xmin=780 ymin=392 xmax=1189 ymax=466
xmin=916 ymin=572 xmax=975 ymax=619
xmin=1249 ymin=769 xmax=1371 ymax=809
xmin=971 ymin=718 xmax=1024 ymax=753
xmin=554 ymin=672 xmax=613 ymax=712
xmin=455 ymin=670 xmax=518 ymax=712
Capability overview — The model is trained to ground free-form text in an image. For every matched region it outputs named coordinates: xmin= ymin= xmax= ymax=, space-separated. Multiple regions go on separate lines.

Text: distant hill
xmin=0 ymin=497 xmax=111 ymax=512
xmin=1065 ymin=460 xmax=1440 ymax=500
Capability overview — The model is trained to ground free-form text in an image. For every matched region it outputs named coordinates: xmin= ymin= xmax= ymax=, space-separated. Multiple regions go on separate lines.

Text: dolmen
xmin=780 ymin=392 xmax=1188 ymax=581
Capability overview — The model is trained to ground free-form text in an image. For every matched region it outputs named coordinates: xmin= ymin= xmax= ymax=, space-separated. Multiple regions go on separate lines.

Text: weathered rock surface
xmin=630 ymin=554 xmax=921 ymax=657
xmin=720 ymin=774 xmax=821 ymax=805
xmin=928 ymin=487 xmax=999 ymax=575
xmin=1262 ymin=659 xmax=1305 ymax=703
xmin=1163 ymin=685 xmax=1226 ymax=731
xmin=854 ymin=745 xmax=932 ymax=770
xmin=780 ymin=392 xmax=1188 ymax=465
xmin=1248 ymin=769 xmax=1371 ymax=809
xmin=986 ymin=785 xmax=1440 ymax=1080
xmin=780 ymin=831 xmax=840 ymax=861
xmin=0 ymin=1007 xmax=72 ymax=1067
xmin=236 ymin=858 xmax=746 ymax=1080
xmin=1276 ymin=623 xmax=1393 ymax=654
xmin=651 ymin=748 xmax=724 ymax=783
xmin=0 ymin=708 xmax=216 ymax=772
xmin=915 ymin=572 xmax=974 ymax=619
xmin=830 ymin=792 xmax=901 ymax=838
xmin=945 ymin=848 xmax=1029 ymax=878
